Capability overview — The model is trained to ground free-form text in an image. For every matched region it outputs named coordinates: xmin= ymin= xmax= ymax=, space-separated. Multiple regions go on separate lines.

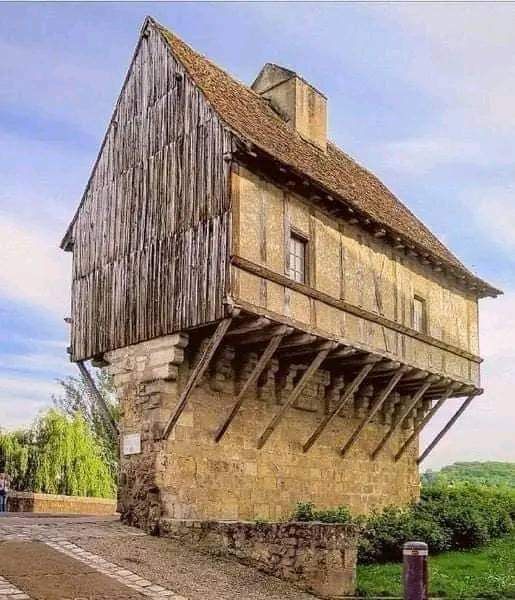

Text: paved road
xmin=0 ymin=514 xmax=315 ymax=600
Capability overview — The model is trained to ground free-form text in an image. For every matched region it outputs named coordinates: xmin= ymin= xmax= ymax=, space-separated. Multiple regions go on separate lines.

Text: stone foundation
xmin=106 ymin=332 xmax=420 ymax=529
xmin=7 ymin=492 xmax=116 ymax=515
xmin=159 ymin=519 xmax=359 ymax=598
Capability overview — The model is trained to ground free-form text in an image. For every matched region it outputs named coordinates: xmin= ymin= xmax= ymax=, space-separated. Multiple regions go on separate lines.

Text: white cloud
xmin=376 ymin=137 xmax=484 ymax=176
xmin=0 ymin=215 xmax=70 ymax=317
xmin=0 ymin=352 xmax=73 ymax=376
xmin=468 ymin=186 xmax=515 ymax=254
xmin=366 ymin=4 xmax=515 ymax=178
xmin=0 ymin=375 xmax=61 ymax=430
xmin=381 ymin=4 xmax=515 ymax=133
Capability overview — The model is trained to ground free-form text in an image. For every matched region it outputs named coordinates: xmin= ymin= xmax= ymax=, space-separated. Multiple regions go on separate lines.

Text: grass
xmin=357 ymin=533 xmax=515 ymax=599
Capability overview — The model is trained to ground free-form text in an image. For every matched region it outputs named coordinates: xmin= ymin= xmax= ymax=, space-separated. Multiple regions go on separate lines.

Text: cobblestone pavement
xmin=0 ymin=514 xmax=314 ymax=600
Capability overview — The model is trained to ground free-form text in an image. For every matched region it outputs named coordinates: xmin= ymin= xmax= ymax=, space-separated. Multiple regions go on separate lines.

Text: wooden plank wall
xmin=69 ymin=27 xmax=232 ymax=360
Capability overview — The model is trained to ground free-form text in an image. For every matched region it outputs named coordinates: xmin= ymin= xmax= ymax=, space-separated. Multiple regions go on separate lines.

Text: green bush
xmin=293 ymin=482 xmax=515 ymax=564
xmin=292 ymin=501 xmax=356 ymax=524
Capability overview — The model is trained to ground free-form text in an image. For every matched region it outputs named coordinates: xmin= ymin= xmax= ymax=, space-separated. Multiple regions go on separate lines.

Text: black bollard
xmin=403 ymin=541 xmax=428 ymax=600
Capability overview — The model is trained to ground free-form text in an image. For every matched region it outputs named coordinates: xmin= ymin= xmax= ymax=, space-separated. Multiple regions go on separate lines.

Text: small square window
xmin=413 ymin=295 xmax=427 ymax=333
xmin=288 ymin=232 xmax=307 ymax=284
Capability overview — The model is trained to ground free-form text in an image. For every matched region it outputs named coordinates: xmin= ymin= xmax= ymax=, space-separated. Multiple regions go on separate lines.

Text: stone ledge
xmin=159 ymin=518 xmax=360 ymax=598
xmin=8 ymin=492 xmax=117 ymax=515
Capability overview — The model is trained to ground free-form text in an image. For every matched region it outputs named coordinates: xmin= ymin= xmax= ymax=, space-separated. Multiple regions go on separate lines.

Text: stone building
xmin=61 ymin=17 xmax=500 ymax=529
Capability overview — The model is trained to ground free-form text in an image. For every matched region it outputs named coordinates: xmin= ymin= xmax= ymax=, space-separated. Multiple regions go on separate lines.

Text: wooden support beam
xmin=279 ymin=333 xmax=317 ymax=349
xmin=303 ymin=362 xmax=377 ymax=453
xmin=340 ymin=365 xmax=409 ymax=457
xmin=401 ymin=370 xmax=429 ymax=382
xmin=226 ymin=317 xmax=270 ymax=337
xmin=394 ymin=383 xmax=460 ymax=461
xmin=371 ymin=360 xmax=401 ymax=372
xmin=417 ymin=391 xmax=481 ymax=465
xmin=162 ymin=318 xmax=233 ymax=440
xmin=77 ymin=360 xmax=119 ymax=438
xmin=338 ymin=354 xmax=385 ymax=369
xmin=230 ymin=325 xmax=289 ymax=346
xmin=215 ymin=328 xmax=288 ymax=443
xmin=279 ymin=341 xmax=329 ymax=359
xmin=257 ymin=342 xmax=336 ymax=449
xmin=329 ymin=347 xmax=358 ymax=359
xmin=371 ymin=376 xmax=439 ymax=460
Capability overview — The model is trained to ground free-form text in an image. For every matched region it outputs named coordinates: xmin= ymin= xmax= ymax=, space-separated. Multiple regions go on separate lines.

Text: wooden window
xmin=413 ymin=295 xmax=427 ymax=333
xmin=288 ymin=231 xmax=307 ymax=284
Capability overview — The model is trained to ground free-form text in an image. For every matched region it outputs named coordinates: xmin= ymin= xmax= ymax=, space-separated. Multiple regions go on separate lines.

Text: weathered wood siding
xmin=68 ymin=27 xmax=232 ymax=361
xmin=231 ymin=166 xmax=481 ymax=386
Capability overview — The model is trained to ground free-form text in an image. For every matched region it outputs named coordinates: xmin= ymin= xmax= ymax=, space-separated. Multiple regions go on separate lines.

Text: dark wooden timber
xmin=303 ymin=360 xmax=379 ymax=453
xmin=226 ymin=317 xmax=270 ymax=337
xmin=215 ymin=327 xmax=287 ymax=442
xmin=257 ymin=342 xmax=336 ymax=449
xmin=65 ymin=25 xmax=233 ymax=361
xmin=232 ymin=255 xmax=482 ymax=364
xmin=371 ymin=376 xmax=438 ymax=460
xmin=76 ymin=360 xmax=119 ymax=438
xmin=340 ymin=365 xmax=410 ymax=457
xmin=162 ymin=318 xmax=233 ymax=439
xmin=394 ymin=383 xmax=458 ymax=461
xmin=417 ymin=392 xmax=480 ymax=464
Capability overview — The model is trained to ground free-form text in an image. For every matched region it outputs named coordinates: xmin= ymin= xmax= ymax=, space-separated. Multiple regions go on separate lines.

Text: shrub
xmin=293 ymin=481 xmax=515 ymax=564
xmin=292 ymin=501 xmax=356 ymax=524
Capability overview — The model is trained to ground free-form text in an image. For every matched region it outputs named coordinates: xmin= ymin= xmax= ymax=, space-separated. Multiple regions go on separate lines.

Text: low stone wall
xmin=160 ymin=518 xmax=359 ymax=598
xmin=7 ymin=492 xmax=117 ymax=516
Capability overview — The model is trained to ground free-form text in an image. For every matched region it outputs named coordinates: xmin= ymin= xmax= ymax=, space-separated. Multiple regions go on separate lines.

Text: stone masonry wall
xmin=160 ymin=519 xmax=359 ymax=598
xmin=106 ymin=333 xmax=420 ymax=527
xmin=8 ymin=492 xmax=116 ymax=515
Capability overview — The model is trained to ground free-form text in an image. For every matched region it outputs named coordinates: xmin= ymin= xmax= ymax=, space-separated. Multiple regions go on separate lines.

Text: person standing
xmin=0 ymin=472 xmax=9 ymax=513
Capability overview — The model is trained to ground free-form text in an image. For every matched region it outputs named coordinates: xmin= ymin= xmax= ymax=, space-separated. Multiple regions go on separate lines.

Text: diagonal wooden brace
xmin=371 ymin=375 xmax=439 ymax=460
xmin=303 ymin=360 xmax=379 ymax=453
xmin=417 ymin=390 xmax=481 ymax=464
xmin=257 ymin=341 xmax=336 ymax=450
xmin=162 ymin=317 xmax=233 ymax=440
xmin=394 ymin=382 xmax=458 ymax=462
xmin=77 ymin=360 xmax=119 ymax=438
xmin=214 ymin=327 xmax=288 ymax=442
xmin=340 ymin=365 xmax=410 ymax=457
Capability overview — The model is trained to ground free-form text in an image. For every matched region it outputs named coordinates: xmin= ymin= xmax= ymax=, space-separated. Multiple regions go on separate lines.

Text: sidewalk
xmin=0 ymin=514 xmax=315 ymax=600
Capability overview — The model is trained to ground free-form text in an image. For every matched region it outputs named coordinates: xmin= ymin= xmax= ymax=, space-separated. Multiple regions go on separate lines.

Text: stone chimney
xmin=251 ymin=63 xmax=327 ymax=150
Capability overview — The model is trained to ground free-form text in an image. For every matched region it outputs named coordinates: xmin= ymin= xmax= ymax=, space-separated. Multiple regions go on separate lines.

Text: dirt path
xmin=0 ymin=514 xmax=315 ymax=600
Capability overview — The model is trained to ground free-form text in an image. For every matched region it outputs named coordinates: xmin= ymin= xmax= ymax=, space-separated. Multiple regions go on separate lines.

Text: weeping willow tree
xmin=0 ymin=410 xmax=116 ymax=498
xmin=53 ymin=370 xmax=119 ymax=485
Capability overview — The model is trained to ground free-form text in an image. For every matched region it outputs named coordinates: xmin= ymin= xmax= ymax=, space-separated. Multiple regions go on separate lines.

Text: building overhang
xmin=159 ymin=306 xmax=481 ymax=465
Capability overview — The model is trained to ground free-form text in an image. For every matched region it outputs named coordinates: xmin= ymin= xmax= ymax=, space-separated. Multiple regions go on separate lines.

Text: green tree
xmin=0 ymin=410 xmax=116 ymax=498
xmin=421 ymin=462 xmax=515 ymax=488
xmin=53 ymin=369 xmax=119 ymax=483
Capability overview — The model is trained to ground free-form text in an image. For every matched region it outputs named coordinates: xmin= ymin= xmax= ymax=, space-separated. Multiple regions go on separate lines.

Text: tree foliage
xmin=0 ymin=410 xmax=116 ymax=498
xmin=421 ymin=461 xmax=515 ymax=488
xmin=292 ymin=481 xmax=515 ymax=564
xmin=53 ymin=369 xmax=119 ymax=483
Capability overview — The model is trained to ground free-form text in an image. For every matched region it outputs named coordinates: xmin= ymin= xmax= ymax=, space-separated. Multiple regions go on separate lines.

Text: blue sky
xmin=1 ymin=2 xmax=514 ymax=469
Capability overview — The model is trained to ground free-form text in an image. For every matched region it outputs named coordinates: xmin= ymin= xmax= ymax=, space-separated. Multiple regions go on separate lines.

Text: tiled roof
xmin=155 ymin=19 xmax=500 ymax=297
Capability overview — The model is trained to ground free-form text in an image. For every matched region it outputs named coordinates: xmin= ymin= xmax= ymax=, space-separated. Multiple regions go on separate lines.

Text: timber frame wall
xmin=64 ymin=25 xmax=232 ymax=361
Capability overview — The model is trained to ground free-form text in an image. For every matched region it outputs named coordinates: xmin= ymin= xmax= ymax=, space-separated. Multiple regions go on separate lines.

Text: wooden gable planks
xmin=68 ymin=25 xmax=233 ymax=361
